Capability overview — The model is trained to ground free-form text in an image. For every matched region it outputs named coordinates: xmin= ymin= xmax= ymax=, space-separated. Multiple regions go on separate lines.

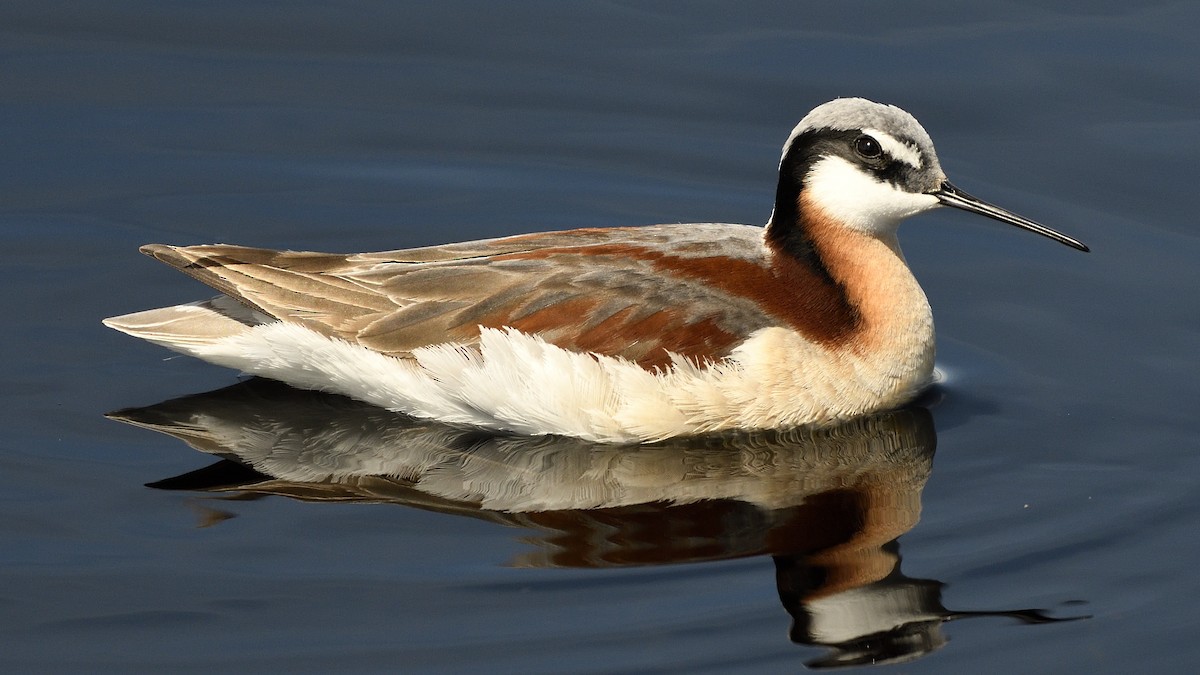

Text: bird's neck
xmin=766 ymin=192 xmax=933 ymax=361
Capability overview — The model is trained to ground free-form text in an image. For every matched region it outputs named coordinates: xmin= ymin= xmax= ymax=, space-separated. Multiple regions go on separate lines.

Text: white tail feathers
xmin=102 ymin=297 xmax=264 ymax=350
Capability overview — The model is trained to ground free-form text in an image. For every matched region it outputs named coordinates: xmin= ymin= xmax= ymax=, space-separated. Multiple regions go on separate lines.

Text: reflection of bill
xmin=776 ymin=541 xmax=1074 ymax=668
xmin=113 ymin=378 xmax=1083 ymax=668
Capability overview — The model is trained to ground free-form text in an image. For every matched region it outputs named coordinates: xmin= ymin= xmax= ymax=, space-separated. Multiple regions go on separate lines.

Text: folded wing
xmin=111 ymin=224 xmax=780 ymax=369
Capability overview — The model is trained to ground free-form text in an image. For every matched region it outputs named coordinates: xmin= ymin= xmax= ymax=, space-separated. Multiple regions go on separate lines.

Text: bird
xmin=104 ymin=98 xmax=1088 ymax=444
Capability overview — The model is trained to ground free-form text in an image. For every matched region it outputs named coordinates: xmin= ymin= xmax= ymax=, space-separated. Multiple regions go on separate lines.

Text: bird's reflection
xmin=111 ymin=378 xmax=1078 ymax=668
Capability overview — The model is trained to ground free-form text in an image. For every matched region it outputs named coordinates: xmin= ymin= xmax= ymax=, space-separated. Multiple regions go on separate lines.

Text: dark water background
xmin=2 ymin=2 xmax=1198 ymax=672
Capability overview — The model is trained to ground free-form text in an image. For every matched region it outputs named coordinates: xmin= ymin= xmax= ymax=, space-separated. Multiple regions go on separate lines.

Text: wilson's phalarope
xmin=104 ymin=98 xmax=1087 ymax=443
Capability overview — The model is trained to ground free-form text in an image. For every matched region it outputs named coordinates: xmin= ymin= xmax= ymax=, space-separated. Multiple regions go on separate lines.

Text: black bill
xmin=935 ymin=182 xmax=1089 ymax=252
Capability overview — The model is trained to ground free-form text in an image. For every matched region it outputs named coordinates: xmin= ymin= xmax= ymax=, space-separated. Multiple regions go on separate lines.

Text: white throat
xmin=805 ymin=156 xmax=939 ymax=236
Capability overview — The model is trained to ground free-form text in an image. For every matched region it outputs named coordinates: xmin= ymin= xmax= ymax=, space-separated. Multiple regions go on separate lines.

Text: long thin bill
xmin=935 ymin=182 xmax=1089 ymax=252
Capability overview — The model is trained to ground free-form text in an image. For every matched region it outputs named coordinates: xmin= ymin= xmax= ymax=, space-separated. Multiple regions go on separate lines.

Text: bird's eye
xmin=854 ymin=135 xmax=882 ymax=159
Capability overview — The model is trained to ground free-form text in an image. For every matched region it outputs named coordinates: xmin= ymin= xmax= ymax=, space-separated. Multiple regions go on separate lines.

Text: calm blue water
xmin=2 ymin=2 xmax=1198 ymax=672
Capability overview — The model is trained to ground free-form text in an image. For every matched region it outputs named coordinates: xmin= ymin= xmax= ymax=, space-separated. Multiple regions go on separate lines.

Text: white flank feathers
xmin=106 ymin=308 xmax=929 ymax=443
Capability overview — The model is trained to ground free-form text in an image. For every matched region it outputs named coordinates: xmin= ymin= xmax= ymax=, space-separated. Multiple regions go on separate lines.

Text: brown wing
xmin=140 ymin=224 xmax=783 ymax=369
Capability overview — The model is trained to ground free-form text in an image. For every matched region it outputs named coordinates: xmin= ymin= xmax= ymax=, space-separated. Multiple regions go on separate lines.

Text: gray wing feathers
xmin=128 ymin=224 xmax=776 ymax=364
